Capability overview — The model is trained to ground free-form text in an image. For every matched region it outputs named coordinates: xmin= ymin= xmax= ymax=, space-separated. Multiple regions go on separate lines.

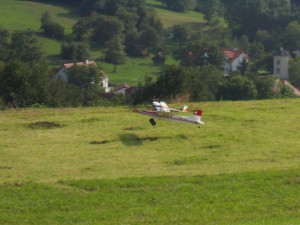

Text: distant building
xmin=53 ymin=60 xmax=111 ymax=92
xmin=113 ymin=84 xmax=133 ymax=95
xmin=273 ymin=47 xmax=290 ymax=80
xmin=223 ymin=48 xmax=249 ymax=75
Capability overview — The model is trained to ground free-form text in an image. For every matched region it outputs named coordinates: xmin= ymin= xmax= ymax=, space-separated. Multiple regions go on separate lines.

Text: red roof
xmin=114 ymin=84 xmax=130 ymax=92
xmin=224 ymin=49 xmax=248 ymax=64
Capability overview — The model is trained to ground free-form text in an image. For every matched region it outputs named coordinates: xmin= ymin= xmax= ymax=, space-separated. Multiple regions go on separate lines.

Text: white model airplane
xmin=134 ymin=101 xmax=205 ymax=126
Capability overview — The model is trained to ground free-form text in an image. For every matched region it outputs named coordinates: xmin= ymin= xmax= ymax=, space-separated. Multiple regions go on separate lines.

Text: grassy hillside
xmin=0 ymin=0 xmax=206 ymax=85
xmin=0 ymin=99 xmax=300 ymax=224
xmin=0 ymin=0 xmax=76 ymax=32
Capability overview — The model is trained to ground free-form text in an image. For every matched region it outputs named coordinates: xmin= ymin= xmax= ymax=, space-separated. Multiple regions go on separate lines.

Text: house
xmin=53 ymin=60 xmax=111 ymax=92
xmin=224 ymin=48 xmax=249 ymax=75
xmin=113 ymin=84 xmax=133 ymax=95
xmin=273 ymin=47 xmax=290 ymax=80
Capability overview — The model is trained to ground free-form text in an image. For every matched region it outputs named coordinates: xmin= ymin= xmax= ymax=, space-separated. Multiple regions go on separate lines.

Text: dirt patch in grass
xmin=28 ymin=121 xmax=64 ymax=129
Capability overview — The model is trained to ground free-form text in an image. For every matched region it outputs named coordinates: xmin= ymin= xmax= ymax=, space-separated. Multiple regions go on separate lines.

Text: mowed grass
xmin=0 ymin=99 xmax=300 ymax=224
xmin=1 ymin=170 xmax=299 ymax=225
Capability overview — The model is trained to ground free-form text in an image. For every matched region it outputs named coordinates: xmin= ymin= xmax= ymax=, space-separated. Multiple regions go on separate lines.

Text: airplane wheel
xmin=149 ymin=118 xmax=156 ymax=126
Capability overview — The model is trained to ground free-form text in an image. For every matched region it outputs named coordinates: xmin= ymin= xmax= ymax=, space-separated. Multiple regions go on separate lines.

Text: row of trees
xmin=131 ymin=64 xmax=294 ymax=105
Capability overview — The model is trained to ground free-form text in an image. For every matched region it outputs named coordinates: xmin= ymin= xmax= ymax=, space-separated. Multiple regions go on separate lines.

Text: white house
xmin=273 ymin=47 xmax=290 ymax=80
xmin=53 ymin=60 xmax=111 ymax=93
xmin=224 ymin=48 xmax=249 ymax=75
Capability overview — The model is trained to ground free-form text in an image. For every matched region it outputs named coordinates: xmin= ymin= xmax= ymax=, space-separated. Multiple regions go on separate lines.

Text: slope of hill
xmin=0 ymin=0 xmax=207 ymax=85
xmin=0 ymin=0 xmax=76 ymax=32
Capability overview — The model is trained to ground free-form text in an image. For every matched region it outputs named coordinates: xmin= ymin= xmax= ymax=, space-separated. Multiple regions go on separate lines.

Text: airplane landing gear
xmin=149 ymin=118 xmax=156 ymax=126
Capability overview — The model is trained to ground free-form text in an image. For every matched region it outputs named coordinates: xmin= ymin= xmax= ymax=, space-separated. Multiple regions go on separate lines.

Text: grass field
xmin=0 ymin=99 xmax=300 ymax=224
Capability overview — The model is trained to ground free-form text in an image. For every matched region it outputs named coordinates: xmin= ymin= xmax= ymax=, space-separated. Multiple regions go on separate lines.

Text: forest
xmin=1 ymin=0 xmax=300 ymax=108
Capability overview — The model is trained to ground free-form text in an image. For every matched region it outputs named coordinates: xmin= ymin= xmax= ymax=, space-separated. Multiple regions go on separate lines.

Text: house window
xmin=276 ymin=68 xmax=280 ymax=74
xmin=277 ymin=59 xmax=280 ymax=65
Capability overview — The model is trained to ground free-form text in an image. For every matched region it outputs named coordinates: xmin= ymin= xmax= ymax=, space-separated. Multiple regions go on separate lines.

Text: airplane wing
xmin=169 ymin=105 xmax=189 ymax=112
xmin=153 ymin=101 xmax=189 ymax=113
xmin=153 ymin=101 xmax=170 ymax=112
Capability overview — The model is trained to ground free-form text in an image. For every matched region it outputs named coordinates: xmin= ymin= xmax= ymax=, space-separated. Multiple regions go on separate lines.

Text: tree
xmin=159 ymin=0 xmax=197 ymax=12
xmin=124 ymin=28 xmax=142 ymax=56
xmin=239 ymin=35 xmax=250 ymax=53
xmin=0 ymin=60 xmax=50 ymax=107
xmin=79 ymin=0 xmax=146 ymax=16
xmin=189 ymin=65 xmax=223 ymax=101
xmin=8 ymin=30 xmax=43 ymax=64
xmin=155 ymin=65 xmax=190 ymax=101
xmin=49 ymin=79 xmax=83 ymax=107
xmin=131 ymin=76 xmax=156 ymax=105
xmin=171 ymin=25 xmax=190 ymax=43
xmin=282 ymin=21 xmax=300 ymax=50
xmin=217 ymin=74 xmax=258 ymax=100
xmin=0 ymin=27 xmax=9 ymax=60
xmin=104 ymin=35 xmax=126 ymax=72
xmin=116 ymin=7 xmax=139 ymax=29
xmin=67 ymin=64 xmax=104 ymax=106
xmin=138 ymin=10 xmax=164 ymax=55
xmin=254 ymin=76 xmax=275 ymax=99
xmin=180 ymin=41 xmax=224 ymax=67
xmin=225 ymin=0 xmax=291 ymax=40
xmin=289 ymin=56 xmax=300 ymax=89
xmin=197 ymin=0 xmax=222 ymax=24
xmin=40 ymin=11 xmax=65 ymax=39
xmin=92 ymin=15 xmax=125 ymax=47
xmin=60 ymin=42 xmax=90 ymax=61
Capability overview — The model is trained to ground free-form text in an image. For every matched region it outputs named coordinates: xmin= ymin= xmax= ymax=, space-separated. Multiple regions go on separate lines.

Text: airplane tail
xmin=182 ymin=105 xmax=189 ymax=112
xmin=193 ymin=110 xmax=205 ymax=124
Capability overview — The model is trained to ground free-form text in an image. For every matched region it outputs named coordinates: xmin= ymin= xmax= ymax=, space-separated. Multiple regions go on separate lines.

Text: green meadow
xmin=0 ymin=99 xmax=300 ymax=224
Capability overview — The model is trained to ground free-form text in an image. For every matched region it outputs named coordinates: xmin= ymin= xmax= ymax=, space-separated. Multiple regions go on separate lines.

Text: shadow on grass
xmin=119 ymin=134 xmax=188 ymax=147
xmin=119 ymin=134 xmax=144 ymax=146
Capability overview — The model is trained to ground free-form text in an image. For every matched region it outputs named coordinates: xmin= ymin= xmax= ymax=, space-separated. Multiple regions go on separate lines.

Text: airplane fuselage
xmin=136 ymin=110 xmax=204 ymax=125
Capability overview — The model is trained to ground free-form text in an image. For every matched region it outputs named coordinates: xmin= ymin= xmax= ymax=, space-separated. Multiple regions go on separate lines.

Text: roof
xmin=114 ymin=84 xmax=130 ymax=92
xmin=274 ymin=48 xmax=290 ymax=57
xmin=224 ymin=48 xmax=248 ymax=64
xmin=63 ymin=60 xmax=96 ymax=69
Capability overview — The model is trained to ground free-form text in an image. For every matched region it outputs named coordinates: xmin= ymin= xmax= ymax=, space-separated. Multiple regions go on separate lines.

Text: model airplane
xmin=134 ymin=101 xmax=205 ymax=126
